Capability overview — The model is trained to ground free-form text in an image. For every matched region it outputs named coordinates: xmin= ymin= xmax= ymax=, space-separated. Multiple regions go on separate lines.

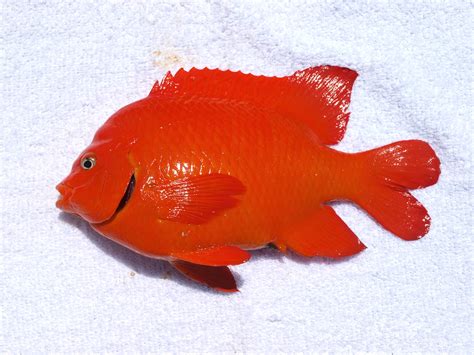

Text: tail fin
xmin=353 ymin=140 xmax=440 ymax=240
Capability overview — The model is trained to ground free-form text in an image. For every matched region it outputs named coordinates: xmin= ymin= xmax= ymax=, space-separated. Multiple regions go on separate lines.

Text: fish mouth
xmin=114 ymin=173 xmax=136 ymax=215
xmin=56 ymin=183 xmax=73 ymax=211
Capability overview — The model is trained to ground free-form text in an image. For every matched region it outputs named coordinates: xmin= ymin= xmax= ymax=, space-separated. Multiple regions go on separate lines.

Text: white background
xmin=1 ymin=1 xmax=472 ymax=352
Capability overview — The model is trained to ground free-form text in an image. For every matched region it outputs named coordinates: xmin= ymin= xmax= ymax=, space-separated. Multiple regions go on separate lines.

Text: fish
xmin=56 ymin=66 xmax=441 ymax=292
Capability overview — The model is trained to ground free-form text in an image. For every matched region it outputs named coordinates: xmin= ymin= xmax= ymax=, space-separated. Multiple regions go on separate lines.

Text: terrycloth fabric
xmin=1 ymin=1 xmax=471 ymax=352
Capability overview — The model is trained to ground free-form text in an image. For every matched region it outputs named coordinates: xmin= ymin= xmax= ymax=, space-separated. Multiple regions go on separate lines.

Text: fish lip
xmin=56 ymin=183 xmax=72 ymax=209
xmin=56 ymin=197 xmax=67 ymax=209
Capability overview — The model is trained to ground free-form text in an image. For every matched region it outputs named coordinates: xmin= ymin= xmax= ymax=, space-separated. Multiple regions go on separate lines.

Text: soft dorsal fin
xmin=149 ymin=66 xmax=358 ymax=145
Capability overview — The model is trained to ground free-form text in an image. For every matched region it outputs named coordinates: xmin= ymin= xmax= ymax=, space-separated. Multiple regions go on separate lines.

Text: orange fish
xmin=56 ymin=66 xmax=441 ymax=292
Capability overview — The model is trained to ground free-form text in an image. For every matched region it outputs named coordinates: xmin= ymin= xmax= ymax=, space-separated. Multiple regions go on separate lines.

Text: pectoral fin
xmin=143 ymin=173 xmax=246 ymax=225
xmin=171 ymin=260 xmax=238 ymax=292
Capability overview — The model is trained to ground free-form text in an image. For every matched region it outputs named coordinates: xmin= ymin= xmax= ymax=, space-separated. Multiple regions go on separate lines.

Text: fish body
xmin=56 ymin=67 xmax=440 ymax=291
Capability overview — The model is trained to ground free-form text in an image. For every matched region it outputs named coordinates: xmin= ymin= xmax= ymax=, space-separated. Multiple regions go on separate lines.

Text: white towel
xmin=1 ymin=1 xmax=471 ymax=352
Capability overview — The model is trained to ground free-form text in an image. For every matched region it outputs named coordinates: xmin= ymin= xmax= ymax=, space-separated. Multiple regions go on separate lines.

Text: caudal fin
xmin=354 ymin=140 xmax=440 ymax=240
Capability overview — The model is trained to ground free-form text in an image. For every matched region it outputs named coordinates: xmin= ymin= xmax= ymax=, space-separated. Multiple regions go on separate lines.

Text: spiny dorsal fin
xmin=149 ymin=66 xmax=358 ymax=145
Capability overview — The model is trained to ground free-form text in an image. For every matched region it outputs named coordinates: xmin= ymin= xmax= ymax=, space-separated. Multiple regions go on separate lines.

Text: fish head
xmin=56 ymin=128 xmax=136 ymax=224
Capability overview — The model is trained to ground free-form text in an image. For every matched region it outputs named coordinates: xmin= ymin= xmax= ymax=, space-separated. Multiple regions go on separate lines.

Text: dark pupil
xmin=83 ymin=159 xmax=93 ymax=169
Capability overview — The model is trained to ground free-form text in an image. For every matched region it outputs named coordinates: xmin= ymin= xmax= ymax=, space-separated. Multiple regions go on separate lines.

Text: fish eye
xmin=81 ymin=156 xmax=96 ymax=170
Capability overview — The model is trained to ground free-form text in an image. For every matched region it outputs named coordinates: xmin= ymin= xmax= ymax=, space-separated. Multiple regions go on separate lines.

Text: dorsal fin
xmin=149 ymin=66 xmax=358 ymax=145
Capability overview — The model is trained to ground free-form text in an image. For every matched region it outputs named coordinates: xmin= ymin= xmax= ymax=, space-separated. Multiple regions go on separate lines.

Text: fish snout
xmin=56 ymin=182 xmax=73 ymax=211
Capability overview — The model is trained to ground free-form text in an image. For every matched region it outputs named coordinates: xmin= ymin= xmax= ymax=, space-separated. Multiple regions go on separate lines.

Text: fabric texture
xmin=1 ymin=1 xmax=472 ymax=352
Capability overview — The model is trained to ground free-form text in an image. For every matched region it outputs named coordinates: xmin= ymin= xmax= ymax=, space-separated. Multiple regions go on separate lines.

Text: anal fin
xmin=278 ymin=206 xmax=366 ymax=258
xmin=172 ymin=260 xmax=238 ymax=292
